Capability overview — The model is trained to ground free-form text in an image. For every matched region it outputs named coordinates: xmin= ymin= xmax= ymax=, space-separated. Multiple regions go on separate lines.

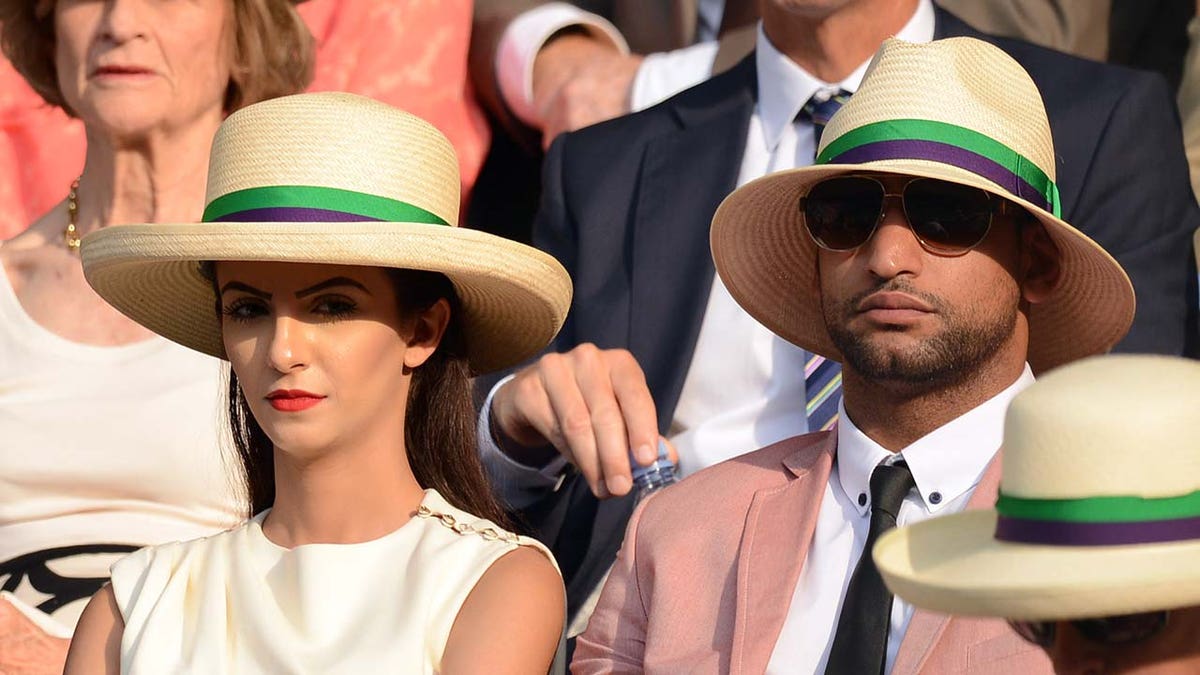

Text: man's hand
xmin=532 ymin=33 xmax=644 ymax=148
xmin=491 ymin=344 xmax=671 ymax=499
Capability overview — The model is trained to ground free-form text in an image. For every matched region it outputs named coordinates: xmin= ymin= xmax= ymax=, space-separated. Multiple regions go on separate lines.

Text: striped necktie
xmin=801 ymin=89 xmax=852 ymax=154
xmin=798 ymin=89 xmax=850 ymax=432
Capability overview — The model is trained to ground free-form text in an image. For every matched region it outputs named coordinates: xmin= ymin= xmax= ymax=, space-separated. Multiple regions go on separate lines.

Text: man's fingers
xmin=574 ymin=347 xmax=635 ymax=497
xmin=608 ymin=351 xmax=659 ymax=466
xmin=539 ymin=354 xmax=606 ymax=496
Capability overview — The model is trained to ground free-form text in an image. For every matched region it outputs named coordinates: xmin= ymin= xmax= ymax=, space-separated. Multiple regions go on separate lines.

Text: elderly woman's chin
xmin=71 ymin=83 xmax=224 ymax=142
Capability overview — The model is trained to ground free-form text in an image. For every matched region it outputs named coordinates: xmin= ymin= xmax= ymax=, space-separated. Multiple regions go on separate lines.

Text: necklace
xmin=64 ymin=177 xmax=81 ymax=253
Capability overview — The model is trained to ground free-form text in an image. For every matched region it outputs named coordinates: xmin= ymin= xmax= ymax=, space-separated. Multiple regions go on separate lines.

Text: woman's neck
xmin=263 ymin=438 xmax=427 ymax=548
xmin=73 ymin=120 xmax=220 ymax=235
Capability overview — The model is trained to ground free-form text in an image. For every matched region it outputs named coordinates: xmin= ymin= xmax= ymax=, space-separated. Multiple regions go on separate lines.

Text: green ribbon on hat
xmin=817 ymin=119 xmax=1062 ymax=218
xmin=996 ymin=489 xmax=1200 ymax=523
xmin=202 ymin=185 xmax=449 ymax=224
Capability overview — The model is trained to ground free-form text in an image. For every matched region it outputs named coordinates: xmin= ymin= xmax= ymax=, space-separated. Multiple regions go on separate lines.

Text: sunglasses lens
xmin=903 ymin=179 xmax=994 ymax=253
xmin=803 ymin=176 xmax=885 ymax=250
xmin=1008 ymin=620 xmax=1056 ymax=648
xmin=1075 ymin=611 xmax=1169 ymax=645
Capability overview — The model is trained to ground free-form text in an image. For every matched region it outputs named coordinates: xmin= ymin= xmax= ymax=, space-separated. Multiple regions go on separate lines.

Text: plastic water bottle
xmin=630 ymin=439 xmax=677 ymax=497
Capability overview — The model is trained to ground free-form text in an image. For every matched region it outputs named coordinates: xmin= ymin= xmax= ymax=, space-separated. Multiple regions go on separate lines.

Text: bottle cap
xmin=630 ymin=439 xmax=674 ymax=483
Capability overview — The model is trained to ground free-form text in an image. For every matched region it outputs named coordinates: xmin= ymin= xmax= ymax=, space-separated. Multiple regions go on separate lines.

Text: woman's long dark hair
xmin=218 ymin=266 xmax=511 ymax=528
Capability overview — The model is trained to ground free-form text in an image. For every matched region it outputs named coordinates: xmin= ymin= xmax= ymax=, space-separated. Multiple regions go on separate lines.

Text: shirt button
xmin=858 ymin=493 xmax=867 ymax=507
xmin=930 ymin=491 xmax=943 ymax=505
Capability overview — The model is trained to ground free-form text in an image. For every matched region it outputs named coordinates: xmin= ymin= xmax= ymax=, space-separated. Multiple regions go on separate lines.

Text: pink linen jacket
xmin=572 ymin=432 xmax=1053 ymax=674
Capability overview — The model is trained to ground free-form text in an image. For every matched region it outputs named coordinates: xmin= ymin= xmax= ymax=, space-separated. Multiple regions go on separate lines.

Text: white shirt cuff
xmin=496 ymin=2 xmax=630 ymax=127
xmin=477 ymin=374 xmax=571 ymax=510
xmin=629 ymin=40 xmax=720 ymax=111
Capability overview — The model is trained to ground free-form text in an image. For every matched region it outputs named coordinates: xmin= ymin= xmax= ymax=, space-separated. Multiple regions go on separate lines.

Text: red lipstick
xmin=266 ymin=389 xmax=325 ymax=412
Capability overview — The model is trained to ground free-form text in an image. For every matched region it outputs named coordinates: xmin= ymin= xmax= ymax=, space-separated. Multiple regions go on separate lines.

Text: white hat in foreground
xmin=81 ymin=92 xmax=572 ymax=374
xmin=874 ymin=354 xmax=1200 ymax=620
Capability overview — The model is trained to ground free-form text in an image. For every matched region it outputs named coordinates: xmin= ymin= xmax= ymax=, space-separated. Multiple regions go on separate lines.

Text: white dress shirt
xmin=766 ymin=363 xmax=1035 ymax=674
xmin=479 ymin=1 xmax=935 ymax=505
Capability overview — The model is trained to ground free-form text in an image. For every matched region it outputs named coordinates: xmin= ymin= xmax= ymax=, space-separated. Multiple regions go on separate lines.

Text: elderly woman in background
xmin=0 ymin=0 xmax=313 ymax=669
xmin=0 ymin=0 xmax=489 ymax=238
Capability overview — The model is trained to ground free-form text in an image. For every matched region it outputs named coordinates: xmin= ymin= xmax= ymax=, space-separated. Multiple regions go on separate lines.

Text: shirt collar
xmin=836 ymin=363 xmax=1036 ymax=516
xmin=754 ymin=0 xmax=936 ymax=152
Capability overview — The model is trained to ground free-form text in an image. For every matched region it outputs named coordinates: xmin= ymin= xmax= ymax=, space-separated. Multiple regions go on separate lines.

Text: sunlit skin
xmin=1042 ymin=608 xmax=1200 ymax=674
xmin=817 ymin=173 xmax=1060 ymax=450
xmin=216 ymin=261 xmax=449 ymax=547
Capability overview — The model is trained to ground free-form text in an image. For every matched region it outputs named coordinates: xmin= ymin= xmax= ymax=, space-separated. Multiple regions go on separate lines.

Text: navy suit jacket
xmin=502 ymin=6 xmax=1200 ymax=624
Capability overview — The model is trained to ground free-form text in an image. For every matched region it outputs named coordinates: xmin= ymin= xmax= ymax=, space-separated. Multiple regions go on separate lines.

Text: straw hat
xmin=873 ymin=354 xmax=1200 ymax=620
xmin=81 ymin=92 xmax=572 ymax=374
xmin=709 ymin=37 xmax=1134 ymax=374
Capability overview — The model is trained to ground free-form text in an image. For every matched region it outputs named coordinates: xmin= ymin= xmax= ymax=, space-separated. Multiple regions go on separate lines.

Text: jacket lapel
xmin=730 ymin=434 xmax=837 ymax=673
xmin=627 ymin=56 xmax=756 ymax=430
xmin=891 ymin=455 xmax=1005 ymax=674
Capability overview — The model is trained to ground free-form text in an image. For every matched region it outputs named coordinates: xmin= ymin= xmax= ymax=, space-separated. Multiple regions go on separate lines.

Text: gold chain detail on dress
xmin=415 ymin=504 xmax=519 ymax=543
xmin=64 ymin=177 xmax=81 ymax=253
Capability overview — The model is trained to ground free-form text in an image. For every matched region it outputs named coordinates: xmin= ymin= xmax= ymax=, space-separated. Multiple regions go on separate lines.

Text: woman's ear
xmin=402 ymin=298 xmax=451 ymax=370
xmin=1020 ymin=219 xmax=1062 ymax=305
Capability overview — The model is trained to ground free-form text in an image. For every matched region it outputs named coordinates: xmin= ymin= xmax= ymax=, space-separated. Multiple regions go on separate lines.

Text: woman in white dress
xmin=63 ymin=92 xmax=572 ymax=673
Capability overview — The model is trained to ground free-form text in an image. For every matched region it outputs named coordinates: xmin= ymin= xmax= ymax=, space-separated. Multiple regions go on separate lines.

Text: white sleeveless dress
xmin=110 ymin=489 xmax=559 ymax=673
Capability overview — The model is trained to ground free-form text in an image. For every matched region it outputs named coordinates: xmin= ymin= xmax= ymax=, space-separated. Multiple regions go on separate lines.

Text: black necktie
xmin=825 ymin=461 xmax=915 ymax=675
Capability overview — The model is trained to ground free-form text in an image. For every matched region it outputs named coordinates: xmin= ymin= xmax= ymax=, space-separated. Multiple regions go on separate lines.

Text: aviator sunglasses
xmin=1008 ymin=611 xmax=1170 ymax=648
xmin=799 ymin=174 xmax=1023 ymax=255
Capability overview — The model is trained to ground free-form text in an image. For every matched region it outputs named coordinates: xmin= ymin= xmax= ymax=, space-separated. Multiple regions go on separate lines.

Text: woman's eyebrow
xmin=219 ymin=281 xmax=270 ymax=299
xmin=295 ymin=277 xmax=371 ymax=298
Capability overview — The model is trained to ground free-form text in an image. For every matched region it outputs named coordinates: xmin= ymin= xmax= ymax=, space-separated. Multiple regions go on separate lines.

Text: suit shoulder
xmin=557 ymin=54 xmax=756 ymax=152
xmin=981 ymin=31 xmax=1166 ymax=100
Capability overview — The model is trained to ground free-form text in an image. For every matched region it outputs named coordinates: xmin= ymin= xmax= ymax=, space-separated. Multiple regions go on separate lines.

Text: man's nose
xmin=860 ymin=197 xmax=925 ymax=279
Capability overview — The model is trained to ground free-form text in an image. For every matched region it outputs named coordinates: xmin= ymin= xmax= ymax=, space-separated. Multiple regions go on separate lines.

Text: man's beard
xmin=823 ymin=280 xmax=1019 ymax=393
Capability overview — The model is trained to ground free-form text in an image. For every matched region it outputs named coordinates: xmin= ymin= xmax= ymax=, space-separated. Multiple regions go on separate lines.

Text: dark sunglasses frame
xmin=799 ymin=174 xmax=1021 ymax=256
xmin=1008 ymin=611 xmax=1170 ymax=648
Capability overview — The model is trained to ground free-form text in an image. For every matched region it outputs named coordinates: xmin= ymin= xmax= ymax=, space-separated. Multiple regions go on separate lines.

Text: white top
xmin=496 ymin=0 xmax=727 ymax=125
xmin=478 ymin=1 xmax=935 ymax=501
xmin=766 ymin=365 xmax=1035 ymax=674
xmin=110 ymin=490 xmax=557 ymax=674
xmin=0 ymin=266 xmax=242 ymax=632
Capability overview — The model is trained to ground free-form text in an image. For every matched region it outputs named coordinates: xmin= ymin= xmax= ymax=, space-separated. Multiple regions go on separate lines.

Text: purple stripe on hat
xmin=209 ymin=207 xmax=385 ymax=223
xmin=831 ymin=140 xmax=1052 ymax=212
xmin=995 ymin=515 xmax=1200 ymax=546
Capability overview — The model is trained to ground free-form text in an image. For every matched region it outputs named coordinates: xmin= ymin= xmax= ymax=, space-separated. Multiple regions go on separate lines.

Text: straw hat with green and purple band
xmin=710 ymin=37 xmax=1134 ymax=375
xmin=80 ymin=92 xmax=572 ymax=375
xmin=874 ymin=355 xmax=1200 ymax=621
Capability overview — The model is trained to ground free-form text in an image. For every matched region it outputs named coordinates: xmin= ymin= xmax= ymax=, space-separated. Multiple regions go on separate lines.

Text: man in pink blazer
xmin=573 ymin=37 xmax=1138 ymax=674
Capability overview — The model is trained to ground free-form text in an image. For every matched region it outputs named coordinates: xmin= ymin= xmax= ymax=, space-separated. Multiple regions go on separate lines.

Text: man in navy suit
xmin=477 ymin=0 xmax=1200 ymax=632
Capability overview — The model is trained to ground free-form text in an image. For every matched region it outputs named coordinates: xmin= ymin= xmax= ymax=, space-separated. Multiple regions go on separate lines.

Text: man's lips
xmin=265 ymin=389 xmax=326 ymax=412
xmin=856 ymin=292 xmax=935 ymax=322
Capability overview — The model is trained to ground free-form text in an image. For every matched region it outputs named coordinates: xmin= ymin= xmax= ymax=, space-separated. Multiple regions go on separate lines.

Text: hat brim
xmin=81 ymin=221 xmax=572 ymax=374
xmin=873 ymin=510 xmax=1200 ymax=620
xmin=709 ymin=160 xmax=1135 ymax=374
